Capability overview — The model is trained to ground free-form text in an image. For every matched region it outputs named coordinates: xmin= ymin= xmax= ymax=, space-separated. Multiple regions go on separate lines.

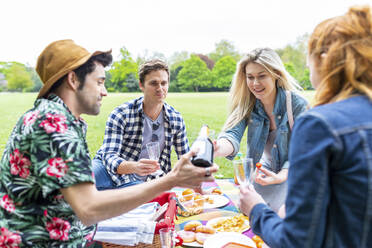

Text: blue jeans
xmin=92 ymin=159 xmax=142 ymax=190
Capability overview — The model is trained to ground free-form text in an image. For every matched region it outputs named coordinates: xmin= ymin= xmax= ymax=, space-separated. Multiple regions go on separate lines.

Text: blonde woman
xmin=214 ymin=48 xmax=308 ymax=212
xmin=240 ymin=5 xmax=372 ymax=247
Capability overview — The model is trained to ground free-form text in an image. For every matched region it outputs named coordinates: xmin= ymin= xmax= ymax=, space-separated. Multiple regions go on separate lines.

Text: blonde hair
xmin=309 ymin=5 xmax=372 ymax=106
xmin=223 ymin=48 xmax=302 ymax=131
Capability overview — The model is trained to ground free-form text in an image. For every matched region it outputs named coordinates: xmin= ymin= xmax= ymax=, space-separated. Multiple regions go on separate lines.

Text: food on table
xmin=195 ymin=225 xmax=215 ymax=234
xmin=177 ymin=230 xmax=196 ymax=243
xmin=182 ymin=188 xmax=195 ymax=201
xmin=184 ymin=220 xmax=202 ymax=231
xmin=252 ymin=235 xmax=264 ymax=248
xmin=221 ymin=242 xmax=255 ymax=248
xmin=211 ymin=187 xmax=223 ymax=195
xmin=209 ymin=214 xmax=249 ymax=233
xmin=195 ymin=232 xmax=213 ymax=244
xmin=180 ymin=222 xmax=216 ymax=245
xmin=195 ymin=225 xmax=215 ymax=244
xmin=205 ymin=196 xmax=214 ymax=204
xmin=177 ymin=196 xmax=204 ymax=216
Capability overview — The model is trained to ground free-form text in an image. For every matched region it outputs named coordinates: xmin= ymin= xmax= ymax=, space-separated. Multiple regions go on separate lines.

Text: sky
xmin=0 ymin=0 xmax=370 ymax=66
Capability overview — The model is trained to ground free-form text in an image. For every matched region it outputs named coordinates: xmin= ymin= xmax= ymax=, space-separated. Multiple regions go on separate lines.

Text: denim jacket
xmin=250 ymin=96 xmax=372 ymax=248
xmin=219 ymin=87 xmax=308 ymax=172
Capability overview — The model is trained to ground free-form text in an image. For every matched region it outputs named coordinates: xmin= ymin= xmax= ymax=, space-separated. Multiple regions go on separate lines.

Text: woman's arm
xmin=215 ymin=118 xmax=247 ymax=158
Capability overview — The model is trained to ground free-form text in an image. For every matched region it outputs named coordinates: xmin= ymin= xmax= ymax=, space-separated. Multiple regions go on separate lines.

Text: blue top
xmin=250 ymin=95 xmax=372 ymax=248
xmin=219 ymin=87 xmax=308 ymax=172
xmin=94 ymin=97 xmax=189 ymax=186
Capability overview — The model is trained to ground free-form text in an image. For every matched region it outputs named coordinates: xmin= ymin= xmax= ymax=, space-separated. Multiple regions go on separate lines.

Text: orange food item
xmin=252 ymin=235 xmax=263 ymax=243
xmin=221 ymin=242 xmax=254 ymax=248
xmin=256 ymin=163 xmax=262 ymax=169
xmin=194 ymin=193 xmax=203 ymax=200
xmin=256 ymin=241 xmax=264 ymax=248
xmin=182 ymin=188 xmax=195 ymax=201
xmin=211 ymin=188 xmax=222 ymax=195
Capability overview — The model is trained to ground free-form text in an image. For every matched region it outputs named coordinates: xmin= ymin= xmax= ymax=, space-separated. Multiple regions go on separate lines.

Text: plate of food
xmin=178 ymin=221 xmax=216 ymax=247
xmin=203 ymin=232 xmax=256 ymax=248
xmin=206 ymin=214 xmax=250 ymax=233
xmin=203 ymin=194 xmax=230 ymax=209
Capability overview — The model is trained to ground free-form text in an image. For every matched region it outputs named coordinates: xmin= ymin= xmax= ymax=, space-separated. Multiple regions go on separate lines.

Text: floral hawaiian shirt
xmin=0 ymin=94 xmax=95 ymax=247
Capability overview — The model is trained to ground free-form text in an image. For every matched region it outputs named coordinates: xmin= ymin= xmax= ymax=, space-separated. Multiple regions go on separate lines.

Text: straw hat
xmin=36 ymin=39 xmax=111 ymax=98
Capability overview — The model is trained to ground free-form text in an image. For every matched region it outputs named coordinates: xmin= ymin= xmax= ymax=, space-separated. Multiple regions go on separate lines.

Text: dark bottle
xmin=191 ymin=125 xmax=214 ymax=167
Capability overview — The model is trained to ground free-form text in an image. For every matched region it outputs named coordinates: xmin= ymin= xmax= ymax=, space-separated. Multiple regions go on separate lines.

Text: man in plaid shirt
xmin=93 ymin=59 xmax=190 ymax=189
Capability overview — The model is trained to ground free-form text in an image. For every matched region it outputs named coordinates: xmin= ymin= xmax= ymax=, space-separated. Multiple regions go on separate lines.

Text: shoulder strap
xmin=285 ymin=90 xmax=294 ymax=130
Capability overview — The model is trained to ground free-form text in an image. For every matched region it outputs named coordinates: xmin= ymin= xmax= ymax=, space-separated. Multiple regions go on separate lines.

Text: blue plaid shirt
xmin=94 ymin=97 xmax=189 ymax=186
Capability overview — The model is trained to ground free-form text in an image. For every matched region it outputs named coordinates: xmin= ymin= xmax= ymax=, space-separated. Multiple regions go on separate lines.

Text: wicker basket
xmin=102 ymin=234 xmax=160 ymax=248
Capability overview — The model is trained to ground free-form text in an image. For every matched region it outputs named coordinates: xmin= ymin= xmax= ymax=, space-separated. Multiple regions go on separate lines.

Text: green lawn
xmin=0 ymin=91 xmax=315 ymax=178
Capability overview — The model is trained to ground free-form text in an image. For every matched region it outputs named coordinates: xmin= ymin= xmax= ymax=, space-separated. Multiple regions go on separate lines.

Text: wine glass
xmin=233 ymin=158 xmax=255 ymax=187
xmin=146 ymin=142 xmax=163 ymax=176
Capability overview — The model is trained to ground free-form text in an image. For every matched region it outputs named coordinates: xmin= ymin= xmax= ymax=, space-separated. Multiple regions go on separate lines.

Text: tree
xmin=177 ymin=55 xmax=211 ymax=92
xmin=276 ymin=34 xmax=310 ymax=89
xmin=26 ymin=66 xmax=43 ymax=92
xmin=169 ymin=51 xmax=189 ymax=69
xmin=212 ymin=56 xmax=236 ymax=90
xmin=195 ymin=54 xmax=215 ymax=70
xmin=136 ymin=50 xmax=167 ymax=66
xmin=108 ymin=47 xmax=138 ymax=92
xmin=6 ymin=63 xmax=33 ymax=91
xmin=209 ymin=39 xmax=241 ymax=62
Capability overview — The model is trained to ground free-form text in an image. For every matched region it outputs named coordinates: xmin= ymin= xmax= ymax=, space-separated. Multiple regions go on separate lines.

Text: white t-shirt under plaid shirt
xmin=94 ymin=97 xmax=190 ymax=186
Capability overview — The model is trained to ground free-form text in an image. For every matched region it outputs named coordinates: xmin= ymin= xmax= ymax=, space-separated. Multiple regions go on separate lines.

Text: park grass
xmin=0 ymin=91 xmax=315 ymax=178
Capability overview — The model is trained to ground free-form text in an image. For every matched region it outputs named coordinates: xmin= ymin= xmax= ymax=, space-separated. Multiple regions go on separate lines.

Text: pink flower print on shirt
xmin=46 ymin=217 xmax=71 ymax=241
xmin=46 ymin=158 xmax=69 ymax=178
xmin=9 ymin=149 xmax=31 ymax=179
xmin=0 ymin=227 xmax=22 ymax=248
xmin=0 ymin=195 xmax=15 ymax=213
xmin=39 ymin=113 xmax=68 ymax=134
xmin=23 ymin=110 xmax=39 ymax=126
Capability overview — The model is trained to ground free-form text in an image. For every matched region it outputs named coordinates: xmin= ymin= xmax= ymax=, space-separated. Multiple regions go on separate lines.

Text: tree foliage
xmin=108 ymin=47 xmax=138 ymax=92
xmin=276 ymin=34 xmax=311 ymax=89
xmin=209 ymin=39 xmax=241 ymax=62
xmin=212 ymin=56 xmax=236 ymax=90
xmin=6 ymin=63 xmax=33 ymax=91
xmin=177 ymin=55 xmax=211 ymax=92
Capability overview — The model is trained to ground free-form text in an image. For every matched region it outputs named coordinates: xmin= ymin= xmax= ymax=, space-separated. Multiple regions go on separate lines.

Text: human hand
xmin=168 ymin=150 xmax=219 ymax=188
xmin=254 ymin=167 xmax=281 ymax=186
xmin=239 ymin=184 xmax=265 ymax=216
xmin=134 ymin=159 xmax=160 ymax=176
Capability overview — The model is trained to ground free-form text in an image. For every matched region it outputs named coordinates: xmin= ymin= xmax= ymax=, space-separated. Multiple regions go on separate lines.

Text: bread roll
xmin=184 ymin=220 xmax=202 ymax=231
xmin=177 ymin=230 xmax=196 ymax=243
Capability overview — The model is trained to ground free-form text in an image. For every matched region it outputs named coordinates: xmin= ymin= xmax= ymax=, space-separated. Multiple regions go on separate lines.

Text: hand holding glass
xmin=233 ymin=158 xmax=255 ymax=187
xmin=146 ymin=142 xmax=163 ymax=176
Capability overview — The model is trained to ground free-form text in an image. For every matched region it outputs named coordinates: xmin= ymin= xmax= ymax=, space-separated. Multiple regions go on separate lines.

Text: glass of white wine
xmin=146 ymin=141 xmax=163 ymax=176
xmin=233 ymin=158 xmax=255 ymax=187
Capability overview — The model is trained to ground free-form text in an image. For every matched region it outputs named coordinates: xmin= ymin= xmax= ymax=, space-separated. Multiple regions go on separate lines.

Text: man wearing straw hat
xmin=0 ymin=39 xmax=218 ymax=246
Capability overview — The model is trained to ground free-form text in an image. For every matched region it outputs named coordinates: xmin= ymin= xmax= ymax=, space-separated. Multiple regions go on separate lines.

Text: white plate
xmin=206 ymin=216 xmax=250 ymax=233
xmin=181 ymin=240 xmax=203 ymax=247
xmin=203 ymin=194 xmax=229 ymax=209
xmin=203 ymin=232 xmax=256 ymax=248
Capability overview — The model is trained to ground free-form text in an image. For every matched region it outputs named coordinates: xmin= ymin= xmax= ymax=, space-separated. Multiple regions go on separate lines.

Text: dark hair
xmin=138 ymin=59 xmax=169 ymax=84
xmin=49 ymin=52 xmax=113 ymax=93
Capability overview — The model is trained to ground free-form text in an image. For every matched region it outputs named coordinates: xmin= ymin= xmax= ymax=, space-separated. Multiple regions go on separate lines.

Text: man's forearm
xmin=117 ymin=160 xmax=136 ymax=174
